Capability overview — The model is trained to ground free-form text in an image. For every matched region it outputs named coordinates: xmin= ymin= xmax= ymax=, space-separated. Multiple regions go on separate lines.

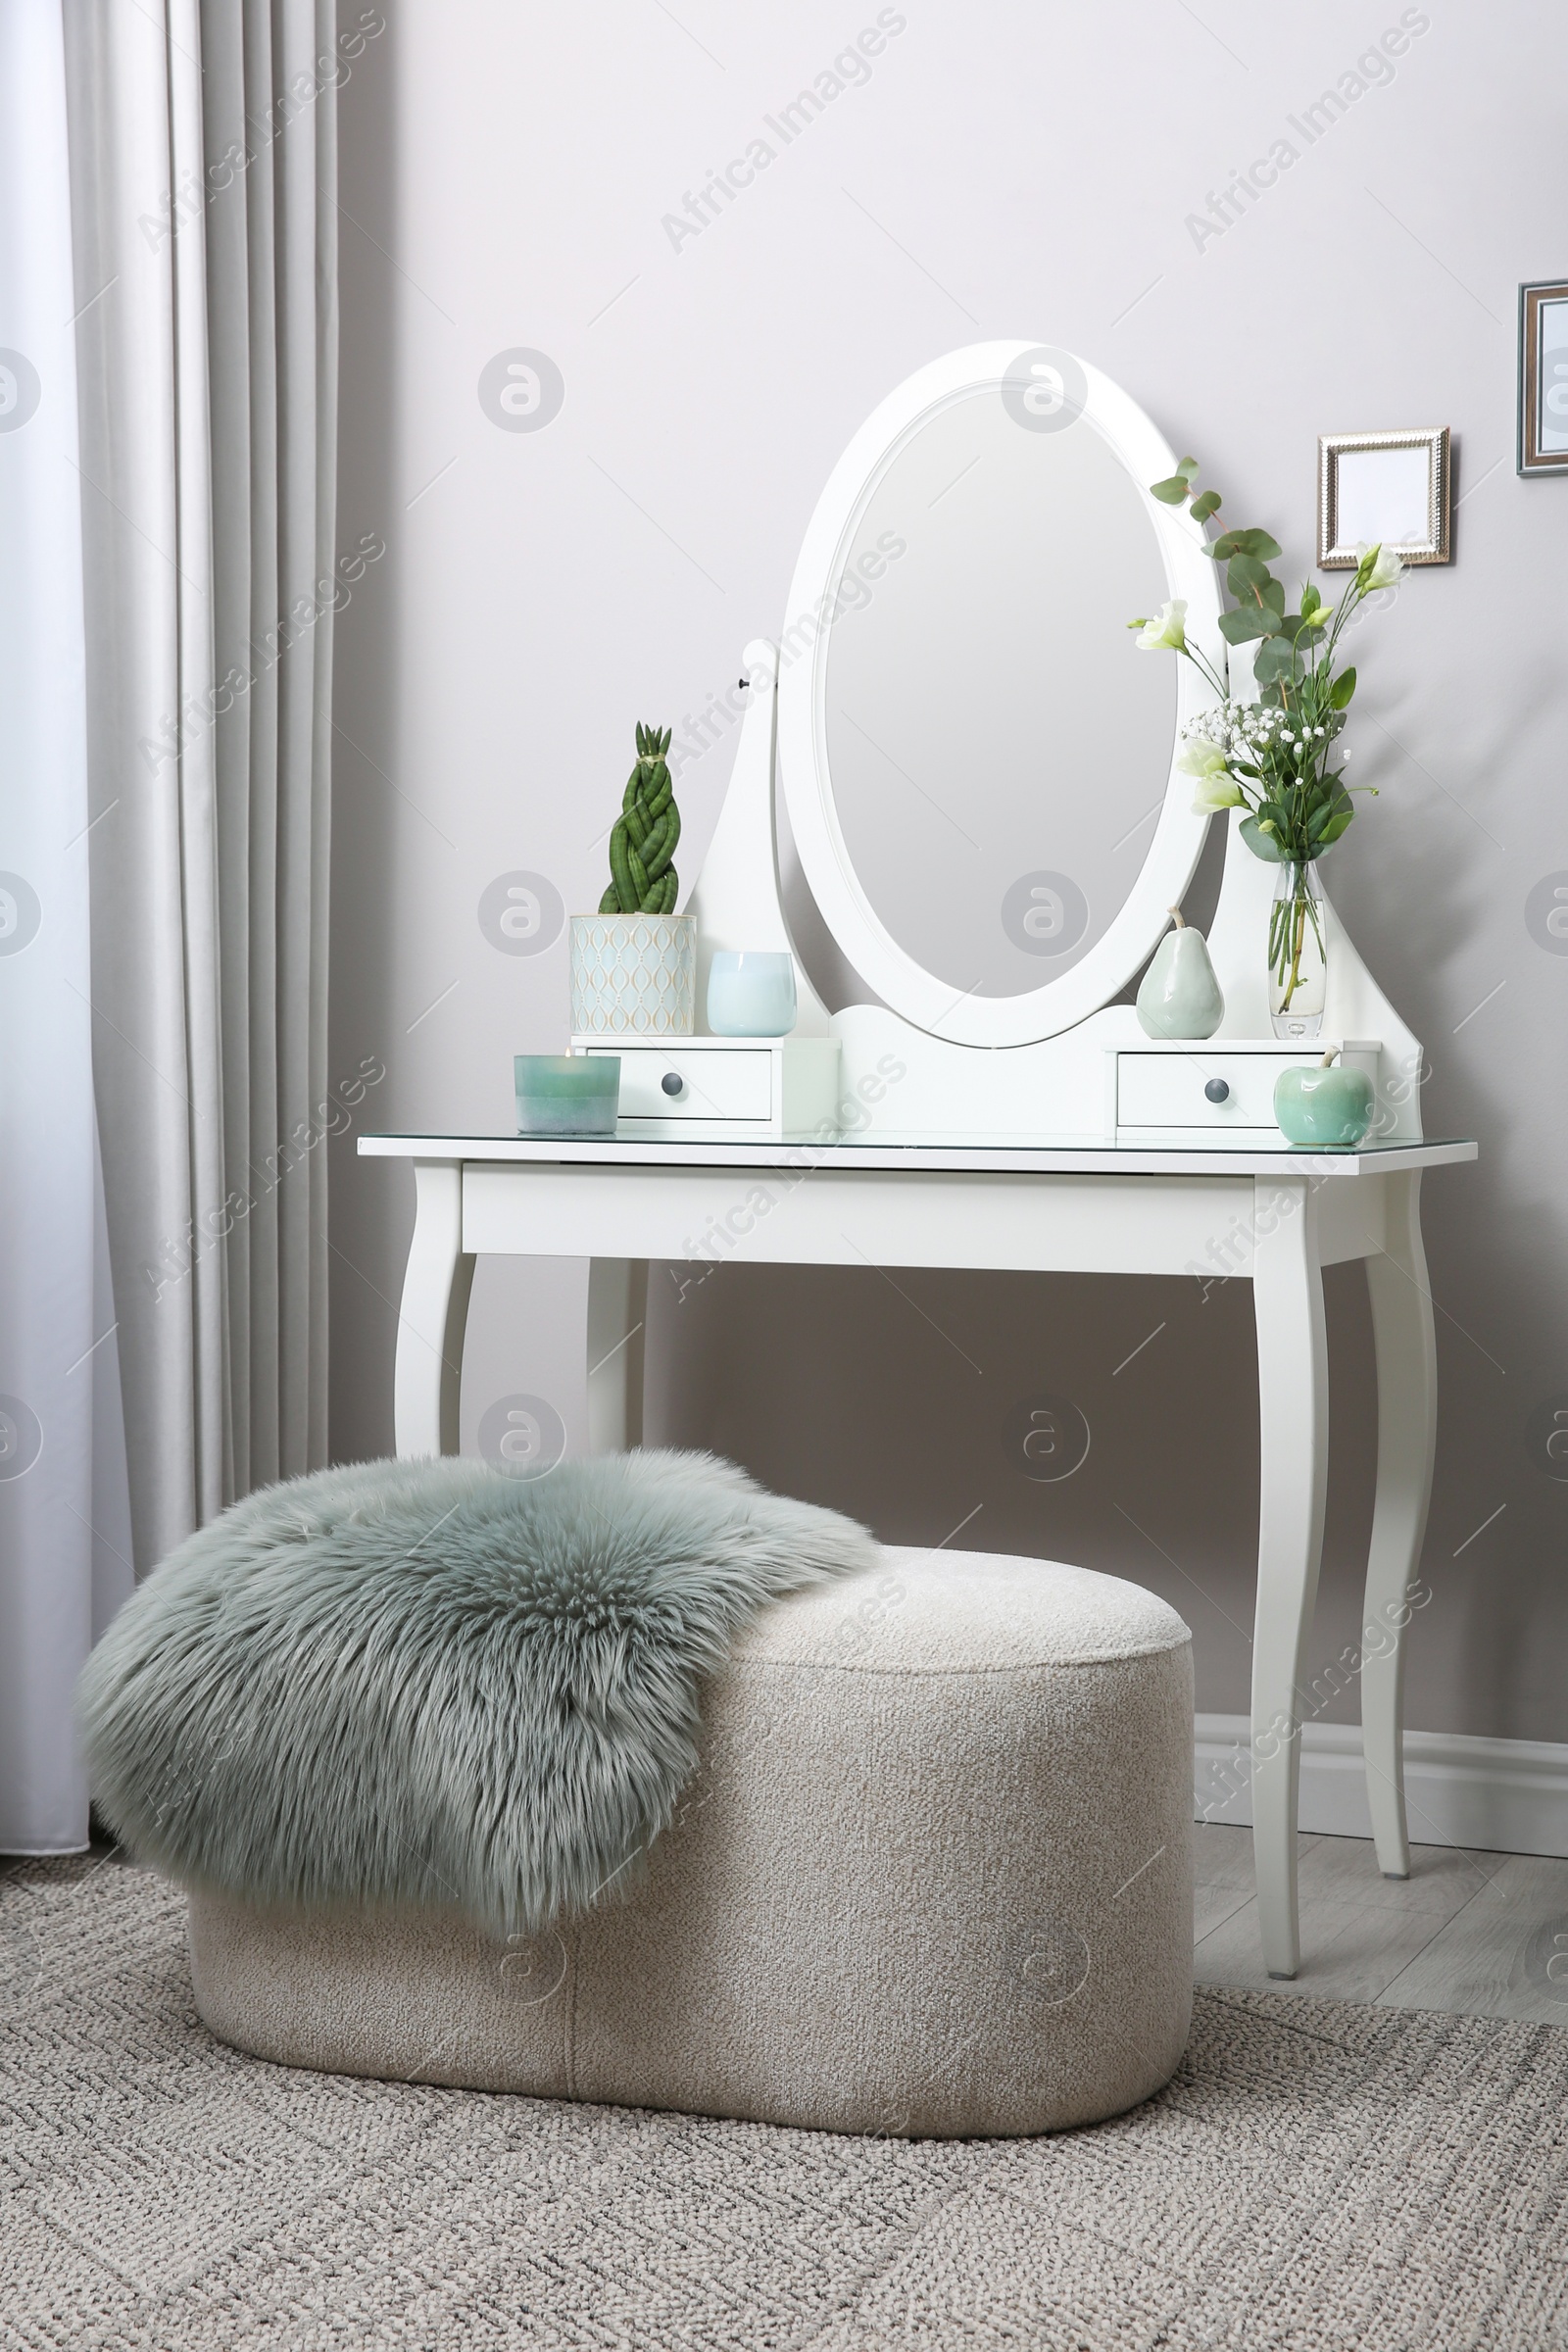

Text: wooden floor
xmin=1195 ymin=1823 xmax=1568 ymax=2023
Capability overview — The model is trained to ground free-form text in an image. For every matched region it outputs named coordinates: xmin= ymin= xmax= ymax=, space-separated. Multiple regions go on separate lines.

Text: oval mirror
xmin=777 ymin=343 xmax=1224 ymax=1048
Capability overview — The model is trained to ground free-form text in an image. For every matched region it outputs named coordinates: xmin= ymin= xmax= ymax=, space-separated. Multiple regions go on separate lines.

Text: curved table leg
xmin=1361 ymin=1171 xmax=1437 ymax=1879
xmin=394 ymin=1159 xmax=475 ymax=1457
xmin=1251 ymin=1176 xmax=1330 ymax=1980
xmin=586 ymin=1258 xmax=648 ymax=1453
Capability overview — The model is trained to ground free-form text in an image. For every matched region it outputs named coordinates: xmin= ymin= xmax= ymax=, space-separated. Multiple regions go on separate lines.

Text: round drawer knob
xmin=1204 ymin=1078 xmax=1230 ymax=1103
xmin=661 ymin=1071 xmax=685 ymax=1098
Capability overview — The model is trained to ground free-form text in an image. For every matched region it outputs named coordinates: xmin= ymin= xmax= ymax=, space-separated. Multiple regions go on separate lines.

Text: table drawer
xmin=583 ymin=1045 xmax=773 ymax=1122
xmin=1118 ymin=1052 xmax=1320 ymax=1131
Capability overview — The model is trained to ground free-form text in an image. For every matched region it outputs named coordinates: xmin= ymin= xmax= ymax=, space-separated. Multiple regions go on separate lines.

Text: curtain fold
xmin=64 ymin=0 xmax=337 ymax=1572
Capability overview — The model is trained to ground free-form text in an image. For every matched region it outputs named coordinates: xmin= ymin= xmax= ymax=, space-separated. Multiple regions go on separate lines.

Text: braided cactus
xmin=599 ymin=723 xmax=681 ymax=915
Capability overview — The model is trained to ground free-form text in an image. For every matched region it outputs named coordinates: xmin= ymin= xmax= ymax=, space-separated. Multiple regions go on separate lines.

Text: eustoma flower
xmin=1134 ymin=600 xmax=1187 ymax=652
xmin=1354 ymin=541 xmax=1405 ymax=593
xmin=1178 ymin=740 xmax=1245 ymax=811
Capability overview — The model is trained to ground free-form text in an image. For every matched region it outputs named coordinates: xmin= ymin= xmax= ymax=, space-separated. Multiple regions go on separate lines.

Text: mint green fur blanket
xmin=78 ymin=1451 xmax=877 ymax=1938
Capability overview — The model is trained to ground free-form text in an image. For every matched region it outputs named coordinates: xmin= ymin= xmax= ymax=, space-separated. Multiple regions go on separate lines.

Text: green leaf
xmin=1239 ymin=813 xmax=1288 ymax=863
xmin=1304 ymin=781 xmax=1353 ymax=844
xmin=1150 ymin=474 xmax=1192 ymax=504
xmin=1224 ymin=561 xmax=1286 ymax=622
xmin=1176 ymin=455 xmax=1200 ymax=480
xmin=1188 ymin=489 xmax=1222 ymax=522
xmin=1330 ymin=666 xmax=1357 ymax=709
xmin=1218 ymin=607 xmax=1277 ymax=645
xmin=1253 ymin=637 xmax=1298 ymax=684
xmin=1211 ymin=526 xmax=1283 ymax=563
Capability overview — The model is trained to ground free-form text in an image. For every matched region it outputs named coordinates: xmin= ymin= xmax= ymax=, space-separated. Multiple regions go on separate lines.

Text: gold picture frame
xmin=1317 ymin=427 xmax=1450 ymax=568
xmin=1518 ymin=281 xmax=1568 ymax=476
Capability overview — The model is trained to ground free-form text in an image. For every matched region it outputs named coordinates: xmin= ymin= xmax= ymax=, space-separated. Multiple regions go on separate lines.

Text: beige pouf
xmin=187 ymin=1547 xmax=1194 ymax=2138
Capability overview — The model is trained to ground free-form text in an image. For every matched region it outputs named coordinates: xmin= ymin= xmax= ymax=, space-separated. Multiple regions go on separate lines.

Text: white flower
xmin=1191 ymin=771 xmax=1245 ymax=813
xmin=1182 ymin=700 xmax=1242 ymax=754
xmin=1341 ymin=746 xmax=1353 ymax=760
xmin=1178 ymin=740 xmax=1230 ymax=780
xmin=1354 ymin=540 xmax=1404 ymax=592
xmin=1136 ymin=600 xmax=1187 ymax=652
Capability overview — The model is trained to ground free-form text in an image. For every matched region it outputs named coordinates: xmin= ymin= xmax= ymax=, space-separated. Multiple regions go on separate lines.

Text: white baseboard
xmin=1195 ymin=1713 xmax=1568 ymax=1860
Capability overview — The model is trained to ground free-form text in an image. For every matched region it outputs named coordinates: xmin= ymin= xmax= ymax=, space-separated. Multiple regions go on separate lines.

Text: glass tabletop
xmin=682 ymin=1129 xmax=1479 ymax=1154
xmin=361 ymin=1130 xmax=1477 ymax=1172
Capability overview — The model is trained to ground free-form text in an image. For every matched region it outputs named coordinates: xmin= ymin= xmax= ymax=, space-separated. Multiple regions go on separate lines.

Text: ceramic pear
xmin=1136 ymin=907 xmax=1224 ymax=1040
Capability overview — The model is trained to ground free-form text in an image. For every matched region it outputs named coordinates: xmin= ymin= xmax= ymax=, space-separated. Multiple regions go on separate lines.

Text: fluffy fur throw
xmin=78 ymin=1450 xmax=877 ymax=1938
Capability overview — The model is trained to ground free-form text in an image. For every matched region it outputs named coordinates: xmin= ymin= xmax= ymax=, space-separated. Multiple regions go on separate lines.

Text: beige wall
xmin=329 ymin=1 xmax=1568 ymax=1740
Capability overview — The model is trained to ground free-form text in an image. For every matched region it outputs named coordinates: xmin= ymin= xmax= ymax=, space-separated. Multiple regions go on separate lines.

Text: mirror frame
xmin=777 ymin=341 xmax=1226 ymax=1048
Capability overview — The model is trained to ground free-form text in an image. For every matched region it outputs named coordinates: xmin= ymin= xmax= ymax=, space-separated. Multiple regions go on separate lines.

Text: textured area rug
xmin=3 ymin=1856 xmax=1566 ymax=2352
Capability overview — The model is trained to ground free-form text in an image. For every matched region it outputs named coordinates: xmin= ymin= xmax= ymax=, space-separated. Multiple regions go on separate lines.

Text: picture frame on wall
xmin=1317 ymin=428 xmax=1451 ymax=568
xmin=1518 ymin=280 xmax=1568 ymax=476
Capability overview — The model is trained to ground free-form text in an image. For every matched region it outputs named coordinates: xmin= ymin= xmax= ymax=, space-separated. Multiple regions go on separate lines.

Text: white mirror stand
xmin=689 ymin=342 xmax=1423 ymax=1145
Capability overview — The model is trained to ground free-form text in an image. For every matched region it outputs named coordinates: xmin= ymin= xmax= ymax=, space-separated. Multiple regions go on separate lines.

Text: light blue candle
xmin=514 ymin=1054 xmax=620 ymax=1137
xmin=706 ymin=952 xmax=797 ymax=1038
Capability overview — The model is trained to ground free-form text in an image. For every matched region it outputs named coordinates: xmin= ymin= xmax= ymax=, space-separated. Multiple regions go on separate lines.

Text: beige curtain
xmin=64 ymin=0 xmax=337 ymax=1571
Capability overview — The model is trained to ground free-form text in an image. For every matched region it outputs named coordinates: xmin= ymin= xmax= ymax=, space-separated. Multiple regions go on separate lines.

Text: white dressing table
xmin=366 ymin=341 xmax=1476 ymax=1980
xmin=364 ymin=1125 xmax=1471 ymax=1984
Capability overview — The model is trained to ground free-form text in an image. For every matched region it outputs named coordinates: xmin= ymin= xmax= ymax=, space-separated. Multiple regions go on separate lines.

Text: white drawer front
xmin=1118 ymin=1053 xmax=1315 ymax=1130
xmin=586 ymin=1046 xmax=772 ymax=1122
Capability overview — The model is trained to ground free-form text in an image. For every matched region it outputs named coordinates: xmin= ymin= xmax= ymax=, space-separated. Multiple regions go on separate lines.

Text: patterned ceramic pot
xmin=570 ymin=912 xmax=696 ymax=1036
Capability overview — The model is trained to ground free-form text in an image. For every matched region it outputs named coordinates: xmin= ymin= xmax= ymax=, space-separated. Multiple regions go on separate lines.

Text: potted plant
xmin=1128 ymin=460 xmax=1404 ymax=1038
xmin=570 ymin=724 xmax=695 ymax=1035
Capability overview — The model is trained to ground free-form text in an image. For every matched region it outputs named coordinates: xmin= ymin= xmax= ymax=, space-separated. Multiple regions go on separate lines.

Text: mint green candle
xmin=514 ymin=1054 xmax=620 ymax=1137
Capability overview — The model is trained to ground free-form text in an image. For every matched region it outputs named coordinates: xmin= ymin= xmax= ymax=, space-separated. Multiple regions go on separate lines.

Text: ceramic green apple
xmin=1136 ymin=907 xmax=1224 ymax=1040
xmin=1273 ymin=1050 xmax=1374 ymax=1148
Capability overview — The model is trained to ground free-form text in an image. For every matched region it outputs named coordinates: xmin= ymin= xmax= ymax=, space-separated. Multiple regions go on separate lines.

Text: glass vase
xmin=1268 ymin=861 xmax=1326 ymax=1040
